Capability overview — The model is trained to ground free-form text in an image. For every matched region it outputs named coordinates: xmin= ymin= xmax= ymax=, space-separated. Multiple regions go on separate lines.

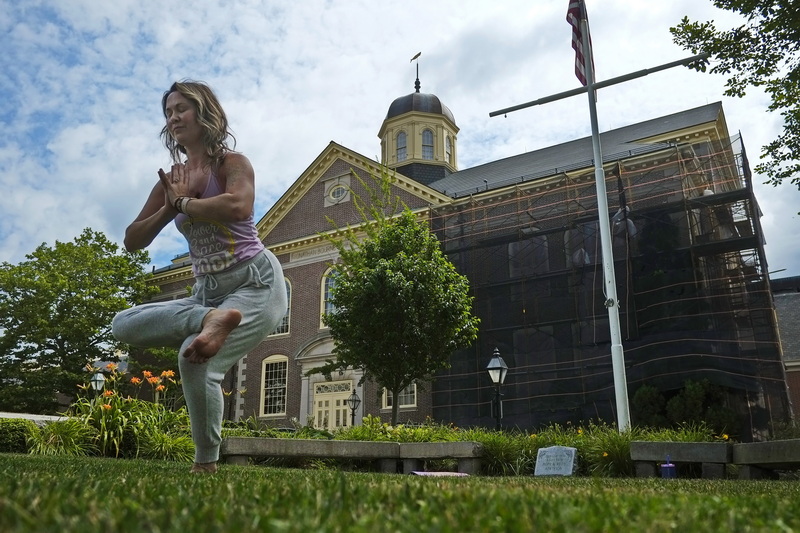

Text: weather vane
xmin=410 ymin=52 xmax=422 ymax=92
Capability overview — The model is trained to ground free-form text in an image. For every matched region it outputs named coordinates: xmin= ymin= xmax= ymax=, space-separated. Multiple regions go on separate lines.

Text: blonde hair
xmin=160 ymin=80 xmax=236 ymax=169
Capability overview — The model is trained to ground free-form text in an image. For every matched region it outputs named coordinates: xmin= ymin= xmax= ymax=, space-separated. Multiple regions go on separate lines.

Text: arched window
xmin=321 ymin=268 xmax=338 ymax=326
xmin=422 ymin=129 xmax=434 ymax=160
xmin=446 ymin=136 xmax=452 ymax=165
xmin=261 ymin=355 xmax=288 ymax=416
xmin=396 ymin=132 xmax=407 ymax=162
xmin=270 ymin=280 xmax=291 ymax=335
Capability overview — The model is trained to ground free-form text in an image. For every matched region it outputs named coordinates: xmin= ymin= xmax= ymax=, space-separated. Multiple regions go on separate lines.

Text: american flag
xmin=567 ymin=0 xmax=593 ymax=86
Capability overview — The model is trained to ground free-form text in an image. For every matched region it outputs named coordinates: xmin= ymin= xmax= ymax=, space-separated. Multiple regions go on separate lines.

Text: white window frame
xmin=269 ymin=279 xmax=291 ymax=336
xmin=445 ymin=135 xmax=452 ymax=165
xmin=422 ymin=129 xmax=434 ymax=160
xmin=321 ymin=267 xmax=338 ymax=327
xmin=260 ymin=355 xmax=288 ymax=417
xmin=396 ymin=131 xmax=407 ymax=162
xmin=382 ymin=384 xmax=417 ymax=410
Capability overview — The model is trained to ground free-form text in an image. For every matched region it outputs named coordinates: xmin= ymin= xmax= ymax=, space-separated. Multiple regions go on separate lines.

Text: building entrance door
xmin=313 ymin=381 xmax=353 ymax=431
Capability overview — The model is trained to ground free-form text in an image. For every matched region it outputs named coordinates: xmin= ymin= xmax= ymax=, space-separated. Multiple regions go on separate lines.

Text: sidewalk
xmin=0 ymin=412 xmax=67 ymax=425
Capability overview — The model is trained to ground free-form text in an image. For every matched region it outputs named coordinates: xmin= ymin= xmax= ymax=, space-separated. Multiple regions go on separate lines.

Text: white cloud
xmin=2 ymin=0 xmax=798 ymax=277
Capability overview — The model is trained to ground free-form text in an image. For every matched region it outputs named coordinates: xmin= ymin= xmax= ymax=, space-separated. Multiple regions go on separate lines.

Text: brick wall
xmin=772 ymin=278 xmax=800 ymax=417
xmin=243 ymin=156 xmax=435 ymax=426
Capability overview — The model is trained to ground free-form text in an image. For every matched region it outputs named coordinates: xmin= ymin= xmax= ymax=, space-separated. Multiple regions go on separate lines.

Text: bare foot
xmin=190 ymin=461 xmax=218 ymax=474
xmin=183 ymin=309 xmax=242 ymax=364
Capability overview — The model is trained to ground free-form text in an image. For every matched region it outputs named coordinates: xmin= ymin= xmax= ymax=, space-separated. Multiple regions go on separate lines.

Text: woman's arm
xmin=123 ymin=180 xmax=177 ymax=252
xmin=177 ymin=153 xmax=256 ymax=222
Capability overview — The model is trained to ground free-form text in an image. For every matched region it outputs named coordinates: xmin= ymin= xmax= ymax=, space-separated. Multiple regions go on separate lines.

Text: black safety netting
xmin=429 ymin=135 xmax=791 ymax=440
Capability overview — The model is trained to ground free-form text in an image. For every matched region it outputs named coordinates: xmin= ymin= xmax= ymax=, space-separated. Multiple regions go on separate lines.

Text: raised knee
xmin=111 ymin=311 xmax=131 ymax=343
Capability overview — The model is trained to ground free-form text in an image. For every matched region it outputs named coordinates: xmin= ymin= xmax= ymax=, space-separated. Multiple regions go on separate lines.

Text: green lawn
xmin=1 ymin=454 xmax=798 ymax=532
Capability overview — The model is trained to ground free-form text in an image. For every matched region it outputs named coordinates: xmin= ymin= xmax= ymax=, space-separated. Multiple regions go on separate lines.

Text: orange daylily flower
xmin=103 ymin=390 xmax=114 ymax=397
xmin=155 ymin=384 xmax=166 ymax=392
xmin=142 ymin=370 xmax=153 ymax=378
xmin=160 ymin=370 xmax=175 ymax=378
xmin=105 ymin=363 xmax=118 ymax=371
xmin=130 ymin=377 xmax=142 ymax=385
xmin=101 ymin=404 xmax=112 ymax=410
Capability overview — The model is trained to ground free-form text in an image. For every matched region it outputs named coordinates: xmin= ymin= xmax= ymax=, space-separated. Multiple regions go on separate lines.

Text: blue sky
xmin=3 ymin=0 xmax=798 ymax=277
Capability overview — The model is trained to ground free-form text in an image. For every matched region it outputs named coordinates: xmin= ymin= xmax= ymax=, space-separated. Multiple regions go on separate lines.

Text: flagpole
xmin=580 ymin=16 xmax=631 ymax=432
xmin=488 ymin=52 xmax=708 ymax=117
xmin=489 ymin=2 xmax=710 ymax=433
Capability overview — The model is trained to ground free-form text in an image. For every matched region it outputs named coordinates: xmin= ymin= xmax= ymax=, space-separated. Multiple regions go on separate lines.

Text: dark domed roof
xmin=385 ymin=78 xmax=456 ymax=125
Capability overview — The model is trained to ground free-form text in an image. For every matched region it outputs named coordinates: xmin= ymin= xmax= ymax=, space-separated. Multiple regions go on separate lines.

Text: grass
xmin=2 ymin=454 xmax=799 ymax=532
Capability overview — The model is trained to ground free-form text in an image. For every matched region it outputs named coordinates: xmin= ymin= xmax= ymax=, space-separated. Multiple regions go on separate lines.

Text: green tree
xmin=666 ymin=379 xmax=740 ymax=437
xmin=671 ymin=2 xmax=800 ymax=189
xmin=631 ymin=384 xmax=669 ymax=428
xmin=317 ymin=175 xmax=479 ymax=425
xmin=0 ymin=228 xmax=156 ymax=414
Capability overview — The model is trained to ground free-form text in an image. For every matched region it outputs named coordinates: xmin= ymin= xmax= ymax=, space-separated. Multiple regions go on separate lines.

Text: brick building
xmin=146 ymin=79 xmax=792 ymax=438
xmin=770 ymin=276 xmax=800 ymax=419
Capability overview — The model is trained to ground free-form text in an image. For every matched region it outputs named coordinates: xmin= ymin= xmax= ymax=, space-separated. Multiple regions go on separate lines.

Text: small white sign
xmin=534 ymin=446 xmax=577 ymax=476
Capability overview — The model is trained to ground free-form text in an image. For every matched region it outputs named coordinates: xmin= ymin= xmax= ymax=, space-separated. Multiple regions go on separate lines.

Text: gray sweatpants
xmin=112 ymin=249 xmax=287 ymax=463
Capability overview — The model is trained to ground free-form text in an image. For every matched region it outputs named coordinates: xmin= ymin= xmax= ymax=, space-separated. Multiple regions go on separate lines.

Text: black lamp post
xmin=486 ymin=348 xmax=508 ymax=430
xmin=346 ymin=390 xmax=361 ymax=426
xmin=90 ymin=371 xmax=106 ymax=397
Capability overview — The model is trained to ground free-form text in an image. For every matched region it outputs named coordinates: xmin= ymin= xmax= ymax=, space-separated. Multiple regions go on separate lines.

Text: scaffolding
xmin=430 ymin=135 xmax=791 ymax=440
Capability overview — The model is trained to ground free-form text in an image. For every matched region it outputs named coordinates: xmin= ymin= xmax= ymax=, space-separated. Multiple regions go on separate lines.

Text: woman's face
xmin=165 ymin=91 xmax=202 ymax=148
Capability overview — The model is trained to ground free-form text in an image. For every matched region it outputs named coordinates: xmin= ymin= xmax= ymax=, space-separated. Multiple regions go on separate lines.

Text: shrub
xmin=666 ymin=380 xmax=707 ymax=425
xmin=0 ymin=418 xmax=38 ymax=453
xmin=771 ymin=420 xmax=800 ymax=440
xmin=137 ymin=429 xmax=194 ymax=462
xmin=70 ymin=393 xmax=192 ymax=458
xmin=70 ymin=393 xmax=137 ymax=457
xmin=637 ymin=379 xmax=741 ymax=438
xmin=632 ymin=384 xmax=668 ymax=428
xmin=27 ymin=419 xmax=97 ymax=456
xmin=292 ymin=425 xmax=334 ymax=440
xmin=458 ymin=428 xmax=540 ymax=476
xmin=335 ymin=415 xmax=459 ymax=443
xmin=580 ymin=421 xmax=641 ymax=477
xmin=221 ymin=426 xmax=290 ymax=438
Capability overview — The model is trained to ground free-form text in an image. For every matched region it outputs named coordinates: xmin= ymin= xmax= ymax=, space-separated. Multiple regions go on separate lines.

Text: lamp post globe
xmin=486 ymin=348 xmax=508 ymax=385
xmin=486 ymin=348 xmax=508 ymax=430
xmin=90 ymin=372 xmax=106 ymax=396
xmin=346 ymin=390 xmax=361 ymax=427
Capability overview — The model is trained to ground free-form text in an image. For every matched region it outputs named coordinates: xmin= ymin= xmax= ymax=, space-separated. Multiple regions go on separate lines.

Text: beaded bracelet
xmin=173 ymin=196 xmax=192 ymax=214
